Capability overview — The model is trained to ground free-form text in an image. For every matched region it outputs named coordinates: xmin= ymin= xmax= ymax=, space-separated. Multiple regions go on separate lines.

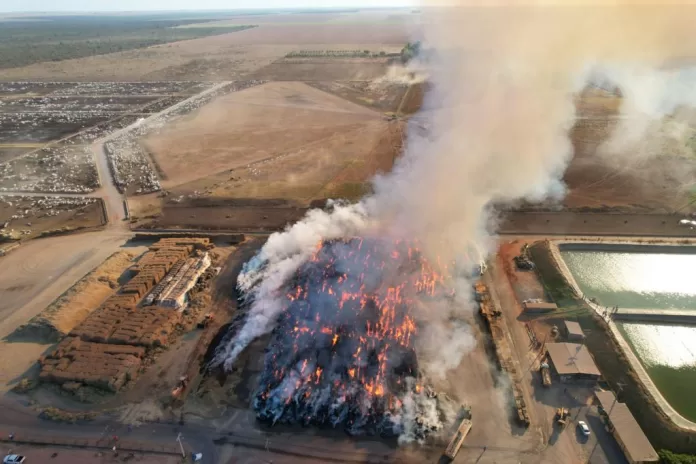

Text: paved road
xmin=499 ymin=211 xmax=696 ymax=237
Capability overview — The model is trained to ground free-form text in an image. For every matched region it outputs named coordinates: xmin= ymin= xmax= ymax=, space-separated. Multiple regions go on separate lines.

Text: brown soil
xmin=307 ymin=80 xmax=409 ymax=113
xmin=147 ymin=204 xmax=309 ymax=232
xmin=249 ymin=59 xmax=392 ymax=82
xmin=145 ymin=81 xmax=397 ymax=207
xmin=398 ymin=81 xmax=426 ymax=115
xmin=17 ymin=251 xmax=137 ymax=341
xmin=0 ymin=197 xmax=105 ymax=241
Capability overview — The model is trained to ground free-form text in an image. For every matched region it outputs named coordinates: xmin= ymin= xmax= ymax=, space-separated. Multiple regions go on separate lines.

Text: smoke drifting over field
xmin=214 ymin=2 xmax=696 ymax=440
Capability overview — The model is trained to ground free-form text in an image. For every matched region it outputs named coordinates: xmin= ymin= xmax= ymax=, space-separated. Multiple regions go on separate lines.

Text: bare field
xmin=565 ymin=89 xmax=696 ymax=212
xmin=145 ymin=81 xmax=395 ymax=204
xmin=307 ymin=80 xmax=408 ymax=112
xmin=250 ymin=58 xmax=392 ymax=81
xmin=0 ymin=13 xmax=410 ymax=82
xmin=16 ymin=250 xmax=137 ymax=341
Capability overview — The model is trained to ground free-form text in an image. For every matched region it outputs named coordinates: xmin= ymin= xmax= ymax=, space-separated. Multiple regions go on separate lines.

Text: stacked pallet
xmin=39 ymin=336 xmax=144 ymax=392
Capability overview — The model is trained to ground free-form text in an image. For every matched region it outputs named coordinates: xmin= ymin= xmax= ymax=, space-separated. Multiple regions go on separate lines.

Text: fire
xmin=253 ymin=237 xmax=449 ymax=436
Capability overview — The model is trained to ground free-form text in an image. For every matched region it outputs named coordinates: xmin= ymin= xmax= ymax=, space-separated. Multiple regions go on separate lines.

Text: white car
xmin=3 ymin=456 xmax=26 ymax=464
xmin=577 ymin=421 xmax=591 ymax=436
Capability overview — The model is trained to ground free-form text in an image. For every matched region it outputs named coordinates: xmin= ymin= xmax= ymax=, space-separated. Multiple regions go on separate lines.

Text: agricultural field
xmin=0 ymin=81 xmax=219 ymax=196
xmin=134 ymin=80 xmax=407 ymax=230
xmin=564 ymin=87 xmax=696 ymax=212
xmin=0 ymin=195 xmax=105 ymax=242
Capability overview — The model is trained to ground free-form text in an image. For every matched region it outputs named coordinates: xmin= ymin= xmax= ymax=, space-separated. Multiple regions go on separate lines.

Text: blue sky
xmin=1 ymin=0 xmax=415 ymax=13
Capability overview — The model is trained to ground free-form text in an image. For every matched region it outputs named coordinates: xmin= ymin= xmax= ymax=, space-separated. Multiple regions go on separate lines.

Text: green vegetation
xmin=285 ymin=49 xmax=395 ymax=58
xmin=659 ymin=450 xmax=696 ymax=464
xmin=528 ymin=241 xmax=577 ymax=305
xmin=400 ymin=41 xmax=421 ymax=64
xmin=0 ymin=15 xmax=257 ymax=69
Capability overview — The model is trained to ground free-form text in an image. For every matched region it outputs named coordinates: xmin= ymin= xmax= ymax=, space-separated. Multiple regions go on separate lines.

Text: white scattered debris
xmin=0 ymin=146 xmax=99 ymax=193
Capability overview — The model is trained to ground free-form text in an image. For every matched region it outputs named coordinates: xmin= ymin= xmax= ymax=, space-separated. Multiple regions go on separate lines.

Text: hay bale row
xmin=39 ymin=337 xmax=143 ymax=391
xmin=149 ymin=237 xmax=210 ymax=251
xmin=70 ymin=305 xmax=180 ymax=348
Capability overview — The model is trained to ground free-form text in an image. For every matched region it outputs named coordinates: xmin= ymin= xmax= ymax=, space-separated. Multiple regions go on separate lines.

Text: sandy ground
xmin=17 ymin=250 xmax=138 ymax=339
xmin=0 ymin=231 xmax=134 ymax=392
xmin=145 ymin=81 xmax=398 ymax=207
xmin=146 ymin=81 xmax=379 ymax=187
xmin=0 ymin=12 xmax=411 ymax=82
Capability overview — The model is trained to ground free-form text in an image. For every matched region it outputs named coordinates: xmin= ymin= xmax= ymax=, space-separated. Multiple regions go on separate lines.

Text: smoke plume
xmin=214 ymin=1 xmax=696 ymax=439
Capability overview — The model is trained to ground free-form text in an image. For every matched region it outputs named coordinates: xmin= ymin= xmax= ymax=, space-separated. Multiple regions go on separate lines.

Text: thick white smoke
xmin=215 ymin=1 xmax=696 ymax=439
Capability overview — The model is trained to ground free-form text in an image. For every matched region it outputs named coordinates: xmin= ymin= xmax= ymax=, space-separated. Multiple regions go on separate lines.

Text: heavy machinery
xmin=540 ymin=362 xmax=552 ymax=387
xmin=555 ymin=408 xmax=570 ymax=429
xmin=197 ymin=313 xmax=214 ymax=329
xmin=443 ymin=416 xmax=473 ymax=461
xmin=514 ymin=244 xmax=535 ymax=270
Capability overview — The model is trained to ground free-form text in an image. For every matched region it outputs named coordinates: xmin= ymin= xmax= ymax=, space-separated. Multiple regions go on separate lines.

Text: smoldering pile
xmin=239 ymin=237 xmax=455 ymax=439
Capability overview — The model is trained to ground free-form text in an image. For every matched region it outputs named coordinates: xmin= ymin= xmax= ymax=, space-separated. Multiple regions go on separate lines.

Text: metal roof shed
xmin=546 ymin=342 xmax=601 ymax=378
xmin=595 ymin=390 xmax=659 ymax=464
xmin=563 ymin=320 xmax=585 ymax=341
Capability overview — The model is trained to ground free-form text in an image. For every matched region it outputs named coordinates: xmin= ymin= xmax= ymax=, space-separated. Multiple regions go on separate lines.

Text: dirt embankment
xmin=529 ymin=240 xmax=696 ymax=454
xmin=13 ymin=251 xmax=137 ymax=342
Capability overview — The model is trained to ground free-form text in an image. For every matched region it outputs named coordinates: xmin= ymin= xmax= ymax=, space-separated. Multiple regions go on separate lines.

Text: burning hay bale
xmin=225 ymin=237 xmax=457 ymax=440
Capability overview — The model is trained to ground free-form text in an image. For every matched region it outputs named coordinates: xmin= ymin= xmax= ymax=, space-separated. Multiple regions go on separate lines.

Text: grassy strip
xmin=529 ymin=241 xmax=696 ymax=453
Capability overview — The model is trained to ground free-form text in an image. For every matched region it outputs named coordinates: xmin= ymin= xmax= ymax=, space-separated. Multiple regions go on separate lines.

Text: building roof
xmin=523 ymin=302 xmax=558 ymax=310
xmin=546 ymin=342 xmax=601 ymax=377
xmin=595 ymin=390 xmax=659 ymax=463
xmin=563 ymin=320 xmax=585 ymax=338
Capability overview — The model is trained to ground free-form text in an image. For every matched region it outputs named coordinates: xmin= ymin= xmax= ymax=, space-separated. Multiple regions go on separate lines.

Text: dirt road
xmin=90 ymin=81 xmax=233 ymax=225
xmin=0 ymin=231 xmax=133 ymax=391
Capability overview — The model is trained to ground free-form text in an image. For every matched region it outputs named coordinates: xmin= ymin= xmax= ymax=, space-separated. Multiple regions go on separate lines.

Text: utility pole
xmin=176 ymin=432 xmax=185 ymax=458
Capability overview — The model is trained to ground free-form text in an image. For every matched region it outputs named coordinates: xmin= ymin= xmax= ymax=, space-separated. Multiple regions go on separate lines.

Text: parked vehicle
xmin=577 ymin=420 xmax=591 ymax=436
xmin=3 ymin=455 xmax=26 ymax=464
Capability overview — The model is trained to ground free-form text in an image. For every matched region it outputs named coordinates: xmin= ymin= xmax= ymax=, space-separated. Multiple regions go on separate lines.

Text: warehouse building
xmin=595 ymin=390 xmax=658 ymax=464
xmin=545 ymin=342 xmax=601 ymax=382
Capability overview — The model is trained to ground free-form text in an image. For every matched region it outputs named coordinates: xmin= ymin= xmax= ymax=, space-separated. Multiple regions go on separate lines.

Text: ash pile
xmin=242 ymin=237 xmax=456 ymax=440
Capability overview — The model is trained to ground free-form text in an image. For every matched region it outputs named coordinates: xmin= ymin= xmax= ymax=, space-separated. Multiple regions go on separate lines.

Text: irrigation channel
xmin=560 ymin=244 xmax=696 ymax=422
